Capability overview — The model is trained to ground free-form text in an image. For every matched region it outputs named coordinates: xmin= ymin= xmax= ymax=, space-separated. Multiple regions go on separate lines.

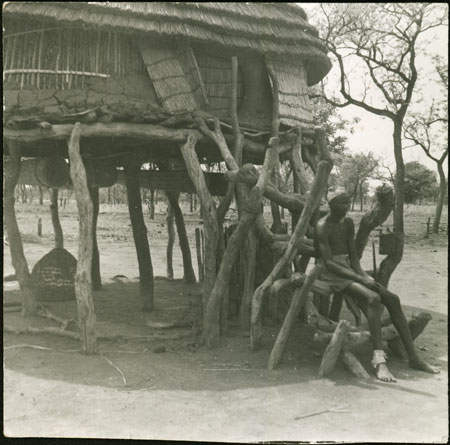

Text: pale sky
xmin=300 ymin=3 xmax=448 ymax=177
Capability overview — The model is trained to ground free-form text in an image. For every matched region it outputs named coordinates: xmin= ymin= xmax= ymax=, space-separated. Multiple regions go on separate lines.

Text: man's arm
xmin=315 ymin=221 xmax=368 ymax=284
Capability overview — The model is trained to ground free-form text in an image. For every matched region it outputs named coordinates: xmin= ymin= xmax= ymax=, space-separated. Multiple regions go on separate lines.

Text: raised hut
xmin=4 ymin=3 xmax=336 ymax=355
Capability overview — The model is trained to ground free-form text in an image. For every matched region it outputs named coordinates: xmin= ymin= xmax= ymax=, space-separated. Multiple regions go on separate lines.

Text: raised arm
xmin=346 ymin=218 xmax=367 ymax=276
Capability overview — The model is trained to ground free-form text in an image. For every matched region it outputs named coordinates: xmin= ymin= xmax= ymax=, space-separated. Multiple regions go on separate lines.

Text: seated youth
xmin=314 ymin=189 xmax=439 ymax=382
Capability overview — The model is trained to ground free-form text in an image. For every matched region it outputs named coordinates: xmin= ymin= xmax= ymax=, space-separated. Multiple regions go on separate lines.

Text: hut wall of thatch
xmin=3 ymin=12 xmax=314 ymax=135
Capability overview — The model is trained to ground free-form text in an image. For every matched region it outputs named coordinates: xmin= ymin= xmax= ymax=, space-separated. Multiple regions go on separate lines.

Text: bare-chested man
xmin=314 ymin=189 xmax=439 ymax=382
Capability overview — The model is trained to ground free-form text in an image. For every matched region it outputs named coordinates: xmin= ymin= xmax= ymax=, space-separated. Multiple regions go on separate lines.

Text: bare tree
xmin=315 ymin=3 xmax=447 ymax=231
xmin=311 ymin=2 xmax=447 ymax=279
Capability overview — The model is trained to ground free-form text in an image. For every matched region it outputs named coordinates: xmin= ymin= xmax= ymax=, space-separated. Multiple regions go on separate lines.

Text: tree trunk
xmin=190 ymin=194 xmax=194 ymax=213
xmin=351 ymin=179 xmax=359 ymax=211
xmin=433 ymin=160 xmax=446 ymax=234
xmin=393 ymin=122 xmax=405 ymax=233
xmin=38 ymin=186 xmax=44 ymax=205
xmin=50 ymin=188 xmax=64 ymax=249
xmin=4 ymin=141 xmax=37 ymax=316
xmin=360 ymin=182 xmax=364 ymax=212
xmin=68 ymin=123 xmax=97 ymax=354
xmin=124 ymin=152 xmax=154 ymax=312
xmin=90 ymin=186 xmax=102 ymax=290
xmin=166 ymin=201 xmax=175 ymax=279
xmin=149 ymin=188 xmax=155 ymax=220
xmin=166 ymin=191 xmax=196 ymax=283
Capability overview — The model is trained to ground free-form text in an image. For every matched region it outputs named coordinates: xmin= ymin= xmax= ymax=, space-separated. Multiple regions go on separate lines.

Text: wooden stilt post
xmin=50 ymin=188 xmax=64 ymax=249
xmin=166 ymin=191 xmax=196 ymax=283
xmin=68 ymin=122 xmax=97 ymax=354
xmin=90 ymin=186 xmax=101 ymax=290
xmin=4 ymin=141 xmax=37 ymax=316
xmin=180 ymin=131 xmax=219 ymax=316
xmin=124 ymin=151 xmax=154 ymax=312
xmin=166 ymin=200 xmax=175 ymax=279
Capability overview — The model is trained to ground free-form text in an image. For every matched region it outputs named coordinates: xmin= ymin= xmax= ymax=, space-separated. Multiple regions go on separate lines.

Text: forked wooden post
xmin=166 ymin=191 xmax=196 ymax=283
xmin=166 ymin=199 xmax=175 ymax=279
xmin=90 ymin=186 xmax=102 ymax=290
xmin=180 ymin=131 xmax=219 ymax=313
xmin=124 ymin=151 xmax=154 ymax=312
xmin=68 ymin=122 xmax=97 ymax=354
xmin=4 ymin=141 xmax=37 ymax=316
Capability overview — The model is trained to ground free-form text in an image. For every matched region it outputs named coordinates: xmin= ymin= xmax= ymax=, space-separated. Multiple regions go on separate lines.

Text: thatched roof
xmin=3 ymin=2 xmax=331 ymax=86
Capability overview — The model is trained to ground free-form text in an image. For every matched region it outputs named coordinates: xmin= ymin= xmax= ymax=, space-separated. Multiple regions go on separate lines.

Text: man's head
xmin=328 ymin=188 xmax=351 ymax=218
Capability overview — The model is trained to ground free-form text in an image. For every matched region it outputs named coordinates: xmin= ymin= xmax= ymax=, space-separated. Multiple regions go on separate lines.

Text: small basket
xmin=379 ymin=232 xmax=398 ymax=256
xmin=31 ymin=248 xmax=77 ymax=301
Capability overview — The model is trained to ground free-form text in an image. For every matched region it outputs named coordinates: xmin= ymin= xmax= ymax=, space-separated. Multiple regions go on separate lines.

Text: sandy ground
xmin=3 ymin=202 xmax=448 ymax=442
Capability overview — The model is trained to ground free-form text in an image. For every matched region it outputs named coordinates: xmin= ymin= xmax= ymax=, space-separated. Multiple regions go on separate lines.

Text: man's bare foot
xmin=409 ymin=357 xmax=440 ymax=374
xmin=375 ymin=363 xmax=397 ymax=382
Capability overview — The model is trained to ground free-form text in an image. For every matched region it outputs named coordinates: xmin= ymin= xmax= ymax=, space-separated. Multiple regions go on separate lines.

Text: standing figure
xmin=314 ymin=189 xmax=439 ymax=382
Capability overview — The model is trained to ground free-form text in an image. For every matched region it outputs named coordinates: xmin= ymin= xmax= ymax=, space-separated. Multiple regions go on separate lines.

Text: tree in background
xmin=404 ymin=56 xmax=448 ymax=232
xmin=403 ymin=161 xmax=437 ymax=204
xmin=337 ymin=152 xmax=380 ymax=210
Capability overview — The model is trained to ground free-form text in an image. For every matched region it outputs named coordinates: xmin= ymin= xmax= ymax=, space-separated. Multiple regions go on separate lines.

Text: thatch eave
xmin=3 ymin=2 xmax=331 ymax=85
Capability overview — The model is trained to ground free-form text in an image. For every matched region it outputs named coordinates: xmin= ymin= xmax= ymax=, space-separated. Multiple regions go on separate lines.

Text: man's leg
xmin=345 ymin=283 xmax=396 ymax=382
xmin=378 ymin=286 xmax=439 ymax=374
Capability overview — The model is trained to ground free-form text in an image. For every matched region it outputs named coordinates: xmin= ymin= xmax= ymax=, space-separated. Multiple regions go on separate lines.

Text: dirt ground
xmin=3 ymin=201 xmax=448 ymax=442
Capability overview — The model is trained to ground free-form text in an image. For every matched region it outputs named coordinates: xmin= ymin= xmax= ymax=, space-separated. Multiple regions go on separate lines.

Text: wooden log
xmin=341 ymin=349 xmax=370 ymax=379
xmin=68 ymin=122 xmax=97 ymax=354
xmin=166 ymin=191 xmax=196 ymax=283
xmin=4 ymin=141 xmax=37 ymax=316
xmin=318 ymin=320 xmax=351 ymax=378
xmin=124 ymin=151 xmax=154 ymax=312
xmin=90 ymin=186 xmax=102 ymax=290
xmin=386 ymin=312 xmax=433 ymax=359
xmin=195 ymin=228 xmax=204 ymax=282
xmin=166 ymin=200 xmax=175 ymax=279
xmin=4 ymin=122 xmax=288 ymax=159
xmin=251 ymin=132 xmax=333 ymax=351
xmin=50 ymin=189 xmax=64 ymax=249
xmin=268 ymin=266 xmax=320 ymax=370
xmin=4 ymin=324 xmax=80 ymax=340
xmin=180 ymin=131 xmax=219 ymax=313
